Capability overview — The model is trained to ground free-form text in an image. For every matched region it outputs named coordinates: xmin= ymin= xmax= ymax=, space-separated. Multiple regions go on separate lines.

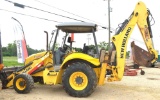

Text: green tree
xmin=5 ymin=41 xmax=17 ymax=56
xmin=27 ymin=45 xmax=43 ymax=55
xmin=126 ymin=51 xmax=130 ymax=58
xmin=2 ymin=47 xmax=10 ymax=56
xmin=2 ymin=41 xmax=45 ymax=56
xmin=88 ymin=45 xmax=96 ymax=53
xmin=98 ymin=41 xmax=109 ymax=51
xmin=73 ymin=47 xmax=82 ymax=52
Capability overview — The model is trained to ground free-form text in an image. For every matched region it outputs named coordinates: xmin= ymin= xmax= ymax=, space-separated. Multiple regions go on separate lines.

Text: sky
xmin=0 ymin=0 xmax=160 ymax=53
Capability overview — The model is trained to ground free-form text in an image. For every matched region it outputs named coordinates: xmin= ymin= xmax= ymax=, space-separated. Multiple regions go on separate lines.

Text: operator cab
xmin=51 ymin=22 xmax=99 ymax=65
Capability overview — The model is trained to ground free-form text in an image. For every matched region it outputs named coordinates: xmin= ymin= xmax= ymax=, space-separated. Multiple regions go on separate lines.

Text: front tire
xmin=62 ymin=62 xmax=97 ymax=97
xmin=13 ymin=73 xmax=34 ymax=94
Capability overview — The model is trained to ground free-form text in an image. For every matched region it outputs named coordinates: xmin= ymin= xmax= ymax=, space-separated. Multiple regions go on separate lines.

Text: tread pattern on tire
xmin=62 ymin=62 xmax=97 ymax=97
xmin=13 ymin=73 xmax=34 ymax=94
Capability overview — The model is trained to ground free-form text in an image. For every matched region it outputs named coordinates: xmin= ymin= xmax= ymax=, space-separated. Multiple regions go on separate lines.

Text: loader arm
xmin=108 ymin=1 xmax=158 ymax=81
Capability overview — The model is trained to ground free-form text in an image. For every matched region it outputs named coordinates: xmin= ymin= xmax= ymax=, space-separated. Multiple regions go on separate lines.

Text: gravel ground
xmin=0 ymin=63 xmax=160 ymax=100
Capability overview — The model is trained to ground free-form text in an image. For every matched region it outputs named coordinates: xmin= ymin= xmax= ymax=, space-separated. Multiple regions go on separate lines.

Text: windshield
xmin=51 ymin=29 xmax=96 ymax=54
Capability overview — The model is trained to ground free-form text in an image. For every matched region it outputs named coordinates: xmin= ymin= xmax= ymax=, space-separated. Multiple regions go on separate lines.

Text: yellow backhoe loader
xmin=0 ymin=1 xmax=158 ymax=97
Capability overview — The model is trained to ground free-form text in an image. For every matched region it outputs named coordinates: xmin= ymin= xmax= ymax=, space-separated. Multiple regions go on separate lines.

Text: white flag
xmin=12 ymin=18 xmax=28 ymax=63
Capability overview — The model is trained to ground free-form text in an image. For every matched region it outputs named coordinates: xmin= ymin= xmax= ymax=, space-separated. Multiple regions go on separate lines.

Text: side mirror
xmin=67 ymin=37 xmax=71 ymax=43
xmin=67 ymin=33 xmax=74 ymax=43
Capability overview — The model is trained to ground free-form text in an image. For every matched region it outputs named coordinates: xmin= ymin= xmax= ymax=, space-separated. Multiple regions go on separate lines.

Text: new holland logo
xmin=120 ymin=27 xmax=131 ymax=58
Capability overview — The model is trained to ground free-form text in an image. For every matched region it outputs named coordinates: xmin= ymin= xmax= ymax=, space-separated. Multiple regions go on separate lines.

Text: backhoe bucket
xmin=131 ymin=41 xmax=154 ymax=67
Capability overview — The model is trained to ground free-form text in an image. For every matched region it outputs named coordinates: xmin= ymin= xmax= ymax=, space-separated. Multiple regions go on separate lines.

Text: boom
xmin=107 ymin=1 xmax=158 ymax=81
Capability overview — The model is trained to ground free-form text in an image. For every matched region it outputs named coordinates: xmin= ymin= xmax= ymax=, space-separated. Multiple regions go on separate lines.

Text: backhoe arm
xmin=108 ymin=1 xmax=158 ymax=81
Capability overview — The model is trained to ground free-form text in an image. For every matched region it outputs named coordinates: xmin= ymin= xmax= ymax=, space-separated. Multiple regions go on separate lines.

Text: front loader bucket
xmin=0 ymin=67 xmax=19 ymax=89
xmin=131 ymin=41 xmax=154 ymax=67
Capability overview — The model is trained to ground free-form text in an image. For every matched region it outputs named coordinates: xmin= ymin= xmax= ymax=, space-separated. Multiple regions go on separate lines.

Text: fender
xmin=61 ymin=52 xmax=100 ymax=68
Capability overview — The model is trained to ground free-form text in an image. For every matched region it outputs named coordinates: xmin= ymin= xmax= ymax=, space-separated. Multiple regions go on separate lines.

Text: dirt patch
xmin=0 ymin=68 xmax=160 ymax=100
xmin=147 ymin=78 xmax=160 ymax=80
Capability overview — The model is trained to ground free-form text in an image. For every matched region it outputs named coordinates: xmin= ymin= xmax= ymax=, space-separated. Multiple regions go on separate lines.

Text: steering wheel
xmin=63 ymin=44 xmax=71 ymax=52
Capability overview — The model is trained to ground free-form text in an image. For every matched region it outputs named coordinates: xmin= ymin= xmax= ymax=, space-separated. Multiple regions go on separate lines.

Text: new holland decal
xmin=120 ymin=27 xmax=131 ymax=58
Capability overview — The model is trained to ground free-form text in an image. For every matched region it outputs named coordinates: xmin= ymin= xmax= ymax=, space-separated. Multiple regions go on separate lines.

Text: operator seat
xmin=82 ymin=43 xmax=89 ymax=54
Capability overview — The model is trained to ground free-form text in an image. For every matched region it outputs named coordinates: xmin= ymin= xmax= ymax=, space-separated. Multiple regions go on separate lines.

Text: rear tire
xmin=62 ymin=62 xmax=97 ymax=97
xmin=13 ymin=73 xmax=34 ymax=94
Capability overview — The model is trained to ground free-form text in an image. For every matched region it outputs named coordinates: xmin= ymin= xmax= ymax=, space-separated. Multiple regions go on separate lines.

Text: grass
xmin=3 ymin=56 xmax=24 ymax=67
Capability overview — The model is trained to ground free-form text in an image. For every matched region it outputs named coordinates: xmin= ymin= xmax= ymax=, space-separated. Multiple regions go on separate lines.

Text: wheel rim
xmin=69 ymin=72 xmax=88 ymax=90
xmin=16 ymin=78 xmax=26 ymax=90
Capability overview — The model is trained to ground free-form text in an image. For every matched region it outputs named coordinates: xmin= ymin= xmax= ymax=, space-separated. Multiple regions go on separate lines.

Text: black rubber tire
xmin=140 ymin=70 xmax=145 ymax=75
xmin=62 ymin=62 xmax=97 ymax=97
xmin=13 ymin=73 xmax=34 ymax=94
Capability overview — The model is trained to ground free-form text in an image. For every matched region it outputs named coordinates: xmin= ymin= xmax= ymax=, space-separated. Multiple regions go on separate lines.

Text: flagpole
xmin=11 ymin=17 xmax=27 ymax=48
